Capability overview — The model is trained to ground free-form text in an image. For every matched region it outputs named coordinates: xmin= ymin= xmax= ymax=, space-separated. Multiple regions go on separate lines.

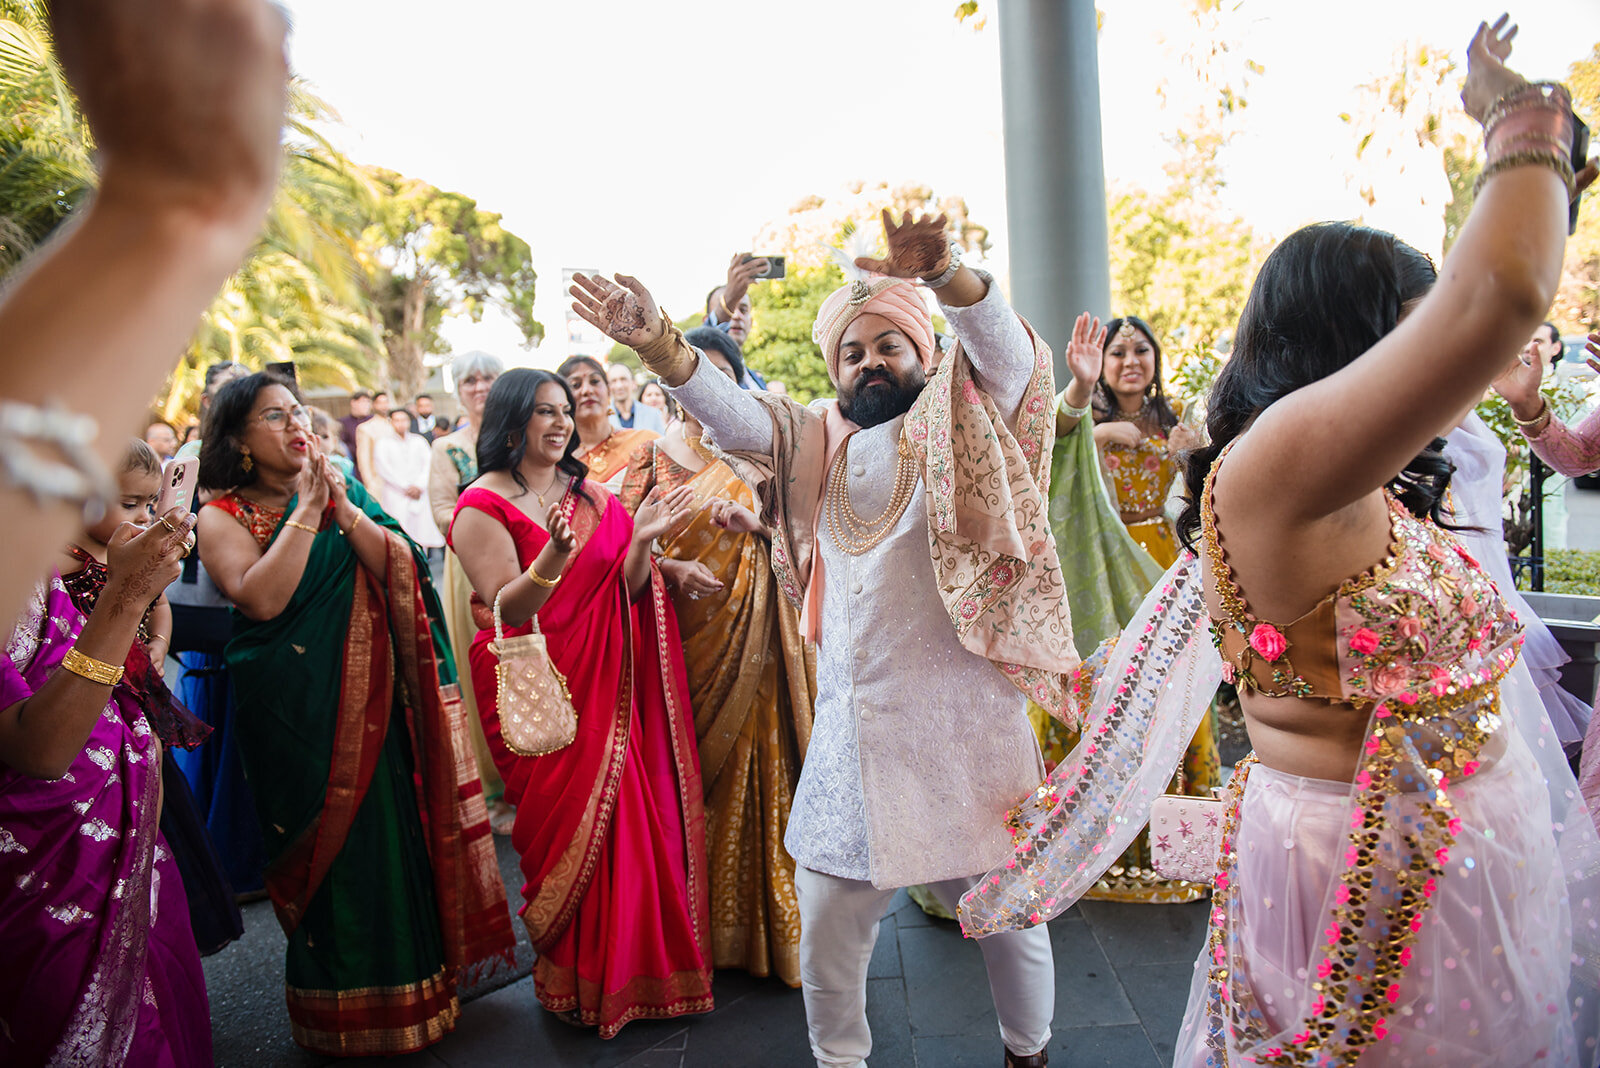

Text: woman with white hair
xmin=428 ymin=351 xmax=511 ymax=829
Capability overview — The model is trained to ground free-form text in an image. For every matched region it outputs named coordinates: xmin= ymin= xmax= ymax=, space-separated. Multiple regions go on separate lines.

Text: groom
xmin=571 ymin=213 xmax=1076 ymax=1068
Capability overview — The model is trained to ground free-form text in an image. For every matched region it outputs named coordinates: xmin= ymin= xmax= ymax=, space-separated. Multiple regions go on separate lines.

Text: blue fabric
xmin=172 ymin=651 xmax=266 ymax=894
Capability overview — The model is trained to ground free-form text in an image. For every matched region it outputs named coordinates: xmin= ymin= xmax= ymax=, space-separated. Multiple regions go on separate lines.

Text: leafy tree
xmin=1553 ymin=42 xmax=1599 ymax=332
xmin=361 ymin=171 xmax=541 ymax=400
xmin=1108 ymin=0 xmax=1268 ymax=362
xmin=0 ymin=2 xmax=90 ymax=273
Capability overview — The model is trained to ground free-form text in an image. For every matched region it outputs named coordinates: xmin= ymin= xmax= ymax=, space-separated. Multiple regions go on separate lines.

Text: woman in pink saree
xmin=0 ymin=510 xmax=209 ymax=1065
xmin=450 ymin=368 xmax=713 ymax=1038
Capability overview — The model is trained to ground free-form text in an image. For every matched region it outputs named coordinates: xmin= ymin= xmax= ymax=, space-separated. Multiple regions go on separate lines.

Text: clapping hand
xmin=662 ymin=559 xmax=724 ymax=600
xmin=633 ymin=486 xmax=696 ymax=544
xmin=852 ymin=209 xmax=952 ymax=281
xmin=546 ymin=502 xmax=575 ymax=554
xmin=569 ymin=273 xmax=666 ymax=349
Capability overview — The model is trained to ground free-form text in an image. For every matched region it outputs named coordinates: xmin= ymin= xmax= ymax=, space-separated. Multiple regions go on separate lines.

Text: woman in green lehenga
xmin=197 ymin=372 xmax=515 ymax=1056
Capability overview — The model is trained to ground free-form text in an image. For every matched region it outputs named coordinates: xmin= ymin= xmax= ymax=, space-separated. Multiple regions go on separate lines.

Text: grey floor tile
xmin=618 ymin=1053 xmax=686 ymax=1068
xmin=913 ymin=1032 xmax=1007 ymax=1066
xmin=1118 ymin=960 xmax=1200 ymax=1063
xmin=864 ymin=977 xmax=914 ymax=1068
xmin=900 ymin=919 xmax=1010 ymax=1039
xmin=1076 ymin=899 xmax=1209 ymax=967
xmin=868 ymin=912 xmax=903 ymax=979
xmin=1049 ymin=915 xmax=1139 ymax=1029
xmin=681 ymin=969 xmax=811 ymax=1067
xmin=1048 ymin=1023 xmax=1161 ymax=1067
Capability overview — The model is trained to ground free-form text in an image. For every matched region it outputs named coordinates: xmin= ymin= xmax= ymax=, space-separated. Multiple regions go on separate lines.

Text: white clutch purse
xmin=1148 ymin=794 xmax=1224 ymax=885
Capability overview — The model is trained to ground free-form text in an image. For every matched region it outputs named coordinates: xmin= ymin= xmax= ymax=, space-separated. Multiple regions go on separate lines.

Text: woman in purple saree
xmin=0 ymin=516 xmax=210 ymax=1065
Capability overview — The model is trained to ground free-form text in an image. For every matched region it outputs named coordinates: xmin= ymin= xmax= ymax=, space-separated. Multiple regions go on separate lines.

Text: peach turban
xmin=813 ymin=278 xmax=937 ymax=384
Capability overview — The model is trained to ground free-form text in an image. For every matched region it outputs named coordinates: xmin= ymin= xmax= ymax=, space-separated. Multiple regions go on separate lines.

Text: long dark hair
xmin=1177 ymin=222 xmax=1446 ymax=551
xmin=197 ymin=371 xmax=300 ymax=491
xmin=475 ymin=369 xmax=589 ymax=500
xmin=1092 ymin=316 xmax=1179 ymax=433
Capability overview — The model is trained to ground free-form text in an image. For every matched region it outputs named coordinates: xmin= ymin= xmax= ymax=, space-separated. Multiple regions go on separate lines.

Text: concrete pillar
xmin=998 ymin=0 xmax=1111 ymax=379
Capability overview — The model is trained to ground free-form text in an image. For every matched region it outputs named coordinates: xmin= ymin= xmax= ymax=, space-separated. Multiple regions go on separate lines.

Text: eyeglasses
xmin=251 ymin=405 xmax=311 ymax=431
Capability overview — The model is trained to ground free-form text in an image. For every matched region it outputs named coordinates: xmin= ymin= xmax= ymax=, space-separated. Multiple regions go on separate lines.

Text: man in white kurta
xmin=569 ymin=215 xmax=1078 ymax=1068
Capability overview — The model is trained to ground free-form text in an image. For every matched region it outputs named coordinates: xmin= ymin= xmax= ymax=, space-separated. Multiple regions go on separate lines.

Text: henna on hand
xmin=602 ymin=290 xmax=648 ymax=337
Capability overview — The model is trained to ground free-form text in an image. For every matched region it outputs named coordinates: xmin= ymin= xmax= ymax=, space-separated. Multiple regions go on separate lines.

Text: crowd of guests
xmin=4 ymin=3 xmax=1600 ymax=1067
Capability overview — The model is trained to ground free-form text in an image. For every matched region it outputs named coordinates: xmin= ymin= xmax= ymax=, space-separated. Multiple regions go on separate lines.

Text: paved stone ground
xmin=202 ymin=833 xmax=1209 ymax=1067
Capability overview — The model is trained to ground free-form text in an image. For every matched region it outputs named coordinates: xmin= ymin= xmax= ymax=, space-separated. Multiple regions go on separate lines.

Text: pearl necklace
xmin=824 ymin=431 xmax=918 ymax=555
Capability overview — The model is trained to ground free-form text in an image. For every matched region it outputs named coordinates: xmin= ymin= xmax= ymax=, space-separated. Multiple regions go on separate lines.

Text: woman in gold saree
xmin=620 ymin=327 xmax=816 ymax=986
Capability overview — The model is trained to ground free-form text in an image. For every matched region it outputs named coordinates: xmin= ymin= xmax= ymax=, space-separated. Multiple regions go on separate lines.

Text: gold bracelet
xmin=717 ymin=294 xmax=736 ymax=320
xmin=61 ymin=647 xmax=124 ymax=686
xmin=526 ymin=564 xmax=561 ymax=588
xmin=148 ymin=633 xmax=170 ymax=647
xmin=284 ymin=519 xmax=319 ymax=535
xmin=341 ymin=512 xmax=364 ymax=536
xmin=1514 ymin=400 xmax=1553 ymax=434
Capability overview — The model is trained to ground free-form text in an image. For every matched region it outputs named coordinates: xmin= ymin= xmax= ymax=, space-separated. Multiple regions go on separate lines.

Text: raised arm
xmin=1496 ymin=331 xmax=1600 ymax=476
xmin=569 ymin=272 xmax=774 ymax=454
xmin=1224 ymin=18 xmax=1585 ymax=521
xmin=0 ymin=0 xmax=286 ymax=632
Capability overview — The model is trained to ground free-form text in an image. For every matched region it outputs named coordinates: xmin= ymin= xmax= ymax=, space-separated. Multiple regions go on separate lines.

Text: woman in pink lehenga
xmin=0 ymin=502 xmax=209 ymax=1065
xmin=963 ymin=22 xmax=1600 ymax=1065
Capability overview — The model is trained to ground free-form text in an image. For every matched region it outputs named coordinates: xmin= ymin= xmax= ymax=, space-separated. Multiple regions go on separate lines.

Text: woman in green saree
xmin=196 ymin=372 xmax=515 ymax=1056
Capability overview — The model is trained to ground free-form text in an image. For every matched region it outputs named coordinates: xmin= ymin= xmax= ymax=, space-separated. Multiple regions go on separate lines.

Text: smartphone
xmin=1571 ymin=114 xmax=1591 ymax=236
xmin=156 ymin=457 xmax=199 ymax=516
xmin=743 ymin=254 xmax=786 ymax=281
xmin=266 ymin=360 xmax=299 ymax=388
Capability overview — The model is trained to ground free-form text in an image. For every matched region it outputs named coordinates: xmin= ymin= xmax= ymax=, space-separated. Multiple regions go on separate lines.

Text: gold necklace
xmin=530 ymin=471 xmax=564 ymax=508
xmin=824 ymin=431 xmax=919 ymax=555
xmin=684 ymin=427 xmax=717 ymax=465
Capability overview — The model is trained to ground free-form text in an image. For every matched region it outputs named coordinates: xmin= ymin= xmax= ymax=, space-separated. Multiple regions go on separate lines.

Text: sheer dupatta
xmin=958 ymin=553 xmax=1221 ymax=933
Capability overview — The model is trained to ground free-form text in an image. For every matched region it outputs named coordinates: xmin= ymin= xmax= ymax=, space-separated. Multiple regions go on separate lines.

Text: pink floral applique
xmin=1460 ymin=594 xmax=1480 ymax=616
xmin=1104 ymin=454 xmax=1122 ymax=470
xmin=1249 ymin=622 xmax=1288 ymax=662
xmin=1142 ymin=455 xmax=1161 ymax=472
xmin=1026 ymin=395 xmax=1046 ymax=414
xmin=1220 ymin=661 xmax=1236 ymax=684
xmin=1349 ymin=627 xmax=1382 ymax=656
xmin=1372 ymin=665 xmax=1407 ymax=695
xmin=1426 ymin=542 xmax=1450 ymax=564
xmin=1396 ymin=617 xmax=1423 ymax=640
xmin=962 ymin=380 xmax=982 ymax=405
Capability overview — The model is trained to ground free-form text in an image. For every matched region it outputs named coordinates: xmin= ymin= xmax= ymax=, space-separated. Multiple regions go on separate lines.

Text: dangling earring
xmin=240 ymin=447 xmax=253 ymax=473
xmin=506 ymin=434 xmax=515 ymax=447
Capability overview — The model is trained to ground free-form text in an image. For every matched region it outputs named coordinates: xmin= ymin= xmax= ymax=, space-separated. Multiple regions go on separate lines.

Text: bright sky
xmin=278 ymin=0 xmax=1600 ymax=370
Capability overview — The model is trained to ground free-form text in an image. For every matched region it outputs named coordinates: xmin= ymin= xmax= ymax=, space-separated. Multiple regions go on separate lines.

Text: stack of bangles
xmin=1474 ymin=82 xmax=1578 ymax=199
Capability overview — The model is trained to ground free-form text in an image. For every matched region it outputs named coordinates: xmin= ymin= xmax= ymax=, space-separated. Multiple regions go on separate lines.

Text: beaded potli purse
xmin=490 ymin=585 xmax=576 ymax=757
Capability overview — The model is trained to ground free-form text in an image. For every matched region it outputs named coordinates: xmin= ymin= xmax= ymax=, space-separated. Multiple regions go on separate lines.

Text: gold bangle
xmin=62 ymin=647 xmax=124 ymax=686
xmin=717 ymin=295 xmax=736 ymax=320
xmin=1513 ymin=399 xmax=1551 ymax=428
xmin=341 ymin=512 xmax=364 ymax=536
xmin=148 ymin=633 xmax=170 ymax=647
xmin=284 ymin=519 xmax=319 ymax=536
xmin=526 ymin=564 xmax=560 ymax=588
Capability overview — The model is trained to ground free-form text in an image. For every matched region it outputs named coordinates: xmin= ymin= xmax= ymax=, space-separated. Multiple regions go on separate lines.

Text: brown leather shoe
xmin=1004 ymin=1049 xmax=1048 ymax=1068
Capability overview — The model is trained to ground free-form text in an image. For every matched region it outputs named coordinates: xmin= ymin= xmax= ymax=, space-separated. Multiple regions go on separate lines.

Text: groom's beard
xmin=839 ymin=366 xmax=926 ymax=428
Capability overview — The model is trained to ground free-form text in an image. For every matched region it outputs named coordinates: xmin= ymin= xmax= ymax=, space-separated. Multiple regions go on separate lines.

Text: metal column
xmin=998 ymin=0 xmax=1111 ymax=381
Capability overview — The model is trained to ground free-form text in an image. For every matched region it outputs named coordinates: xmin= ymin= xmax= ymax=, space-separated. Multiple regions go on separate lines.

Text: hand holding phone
xmin=156 ymin=457 xmax=199 ymax=516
